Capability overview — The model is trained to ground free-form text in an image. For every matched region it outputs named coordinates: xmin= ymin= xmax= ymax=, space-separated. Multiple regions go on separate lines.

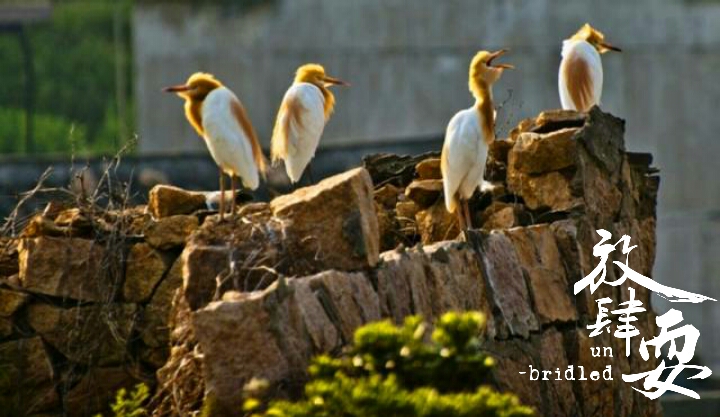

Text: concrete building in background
xmin=133 ymin=0 xmax=720 ymax=370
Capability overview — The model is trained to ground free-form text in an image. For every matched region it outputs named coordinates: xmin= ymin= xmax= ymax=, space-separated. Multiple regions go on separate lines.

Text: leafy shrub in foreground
xmin=247 ymin=311 xmax=533 ymax=417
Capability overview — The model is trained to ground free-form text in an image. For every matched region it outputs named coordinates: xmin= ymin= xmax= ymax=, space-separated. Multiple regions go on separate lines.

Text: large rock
xmin=405 ymin=179 xmax=443 ymax=208
xmin=148 ymin=185 xmax=207 ymax=218
xmin=193 ymin=270 xmax=381 ymax=414
xmin=143 ymin=214 xmax=199 ymax=250
xmin=415 ymin=157 xmax=441 ymax=180
xmin=0 ymin=238 xmax=19 ymax=278
xmin=504 ymin=226 xmax=577 ymax=324
xmin=18 ymin=237 xmax=112 ymax=302
xmin=414 ymin=199 xmax=460 ymax=244
xmin=0 ymin=337 xmax=59 ymax=413
xmin=377 ymin=242 xmax=492 ymax=326
xmin=139 ymin=257 xmax=184 ymax=367
xmin=507 ymin=170 xmax=580 ymax=212
xmin=270 ymin=168 xmax=379 ymax=274
xmin=28 ymin=303 xmax=136 ymax=365
xmin=468 ymin=231 xmax=538 ymax=338
xmin=0 ymin=288 xmax=29 ymax=317
xmin=123 ymin=243 xmax=174 ymax=302
xmin=508 ymin=128 xmax=579 ymax=175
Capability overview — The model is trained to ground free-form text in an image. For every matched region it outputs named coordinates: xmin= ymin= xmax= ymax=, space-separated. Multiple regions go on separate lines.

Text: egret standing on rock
xmin=441 ymin=50 xmax=513 ymax=231
xmin=559 ymin=23 xmax=621 ymax=112
xmin=163 ymin=72 xmax=266 ymax=220
xmin=271 ymin=64 xmax=349 ymax=184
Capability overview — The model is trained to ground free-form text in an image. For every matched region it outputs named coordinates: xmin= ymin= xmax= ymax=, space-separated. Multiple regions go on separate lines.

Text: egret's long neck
xmin=470 ymin=77 xmax=495 ymax=144
xmin=184 ymin=98 xmax=205 ymax=137
xmin=316 ymin=83 xmax=335 ymax=120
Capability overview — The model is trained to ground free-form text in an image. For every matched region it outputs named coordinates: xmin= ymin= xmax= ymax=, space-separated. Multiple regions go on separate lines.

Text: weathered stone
xmin=578 ymin=148 xmax=623 ymax=222
xmin=193 ymin=270 xmax=380 ymax=414
xmin=507 ymin=170 xmax=580 ymax=212
xmin=0 ymin=288 xmax=29 ymax=317
xmin=0 ymin=316 xmax=13 ymax=337
xmin=415 ymin=157 xmax=441 ymax=180
xmin=566 ymin=329 xmax=615 ymax=417
xmin=376 ymin=202 xmax=400 ymax=252
xmin=373 ymin=183 xmax=401 ymax=209
xmin=270 ymin=168 xmax=379 ymax=274
xmin=486 ymin=139 xmax=515 ymax=182
xmin=377 ymin=243 xmax=493 ymax=332
xmin=303 ymin=271 xmax=381 ymax=343
xmin=0 ymin=337 xmax=59 ymax=413
xmin=28 ymin=303 xmax=136 ymax=365
xmin=18 ymin=237 xmax=111 ymax=302
xmin=0 ymin=238 xmax=18 ymax=277
xmin=144 ymin=214 xmax=199 ymax=250
xmin=579 ymin=107 xmax=626 ymax=176
xmin=363 ymin=151 xmax=439 ymax=188
xmin=470 ymin=231 xmax=538 ymax=338
xmin=182 ymin=243 xmax=230 ymax=311
xmin=538 ymin=329 xmax=579 ymax=417
xmin=140 ymin=257 xmax=183 ymax=351
xmin=486 ymin=338 xmax=542 ymax=413
xmin=148 ymin=184 xmax=207 ymax=218
xmin=64 ymin=367 xmax=139 ymax=417
xmin=508 ymin=128 xmax=579 ymax=175
xmin=505 ymin=226 xmax=577 ymax=324
xmin=404 ymin=179 xmax=443 ymax=208
xmin=123 ymin=243 xmax=173 ymax=303
xmin=54 ymin=208 xmax=92 ymax=229
xmin=395 ymin=200 xmax=419 ymax=238
xmin=414 ymin=199 xmax=460 ymax=244
xmin=480 ymin=202 xmax=523 ymax=230
xmin=532 ymin=109 xmax=586 ymax=133
xmin=193 ymin=290 xmax=291 ymax=416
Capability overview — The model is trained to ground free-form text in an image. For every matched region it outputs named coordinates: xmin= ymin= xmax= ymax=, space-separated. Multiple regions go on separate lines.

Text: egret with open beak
xmin=271 ymin=64 xmax=349 ymax=184
xmin=559 ymin=23 xmax=621 ymax=112
xmin=441 ymin=49 xmax=513 ymax=231
xmin=163 ymin=73 xmax=266 ymax=220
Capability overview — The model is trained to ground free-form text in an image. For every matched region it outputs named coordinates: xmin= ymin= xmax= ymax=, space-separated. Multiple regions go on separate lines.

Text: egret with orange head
xmin=163 ymin=72 xmax=266 ymax=220
xmin=559 ymin=23 xmax=621 ymax=112
xmin=441 ymin=49 xmax=513 ymax=230
xmin=271 ymin=64 xmax=349 ymax=184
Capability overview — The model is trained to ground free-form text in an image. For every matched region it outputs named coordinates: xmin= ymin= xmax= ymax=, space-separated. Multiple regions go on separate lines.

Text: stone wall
xmin=0 ymin=108 xmax=661 ymax=416
xmin=164 ymin=108 xmax=660 ymax=415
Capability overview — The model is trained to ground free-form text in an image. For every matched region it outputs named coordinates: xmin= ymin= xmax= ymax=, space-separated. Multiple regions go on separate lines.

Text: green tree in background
xmin=0 ymin=0 xmax=133 ymax=155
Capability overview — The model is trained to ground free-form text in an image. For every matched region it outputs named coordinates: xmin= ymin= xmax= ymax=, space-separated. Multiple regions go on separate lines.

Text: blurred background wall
xmin=0 ymin=0 xmax=719 ymax=372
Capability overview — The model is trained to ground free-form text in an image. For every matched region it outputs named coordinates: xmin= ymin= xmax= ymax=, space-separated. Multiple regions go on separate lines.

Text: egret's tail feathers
xmin=480 ymin=180 xmax=497 ymax=193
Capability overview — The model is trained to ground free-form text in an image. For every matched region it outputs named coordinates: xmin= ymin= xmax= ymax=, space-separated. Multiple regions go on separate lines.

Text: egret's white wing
xmin=271 ymin=82 xmax=326 ymax=183
xmin=202 ymin=87 xmax=262 ymax=190
xmin=559 ymin=40 xmax=603 ymax=112
xmin=441 ymin=108 xmax=483 ymax=213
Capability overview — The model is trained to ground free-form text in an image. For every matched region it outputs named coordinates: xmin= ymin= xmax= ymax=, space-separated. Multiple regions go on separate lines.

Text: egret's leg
xmin=219 ymin=169 xmax=225 ymax=221
xmin=463 ymin=200 xmax=472 ymax=230
xmin=231 ymin=175 xmax=237 ymax=216
xmin=306 ymin=163 xmax=315 ymax=185
xmin=455 ymin=196 xmax=466 ymax=231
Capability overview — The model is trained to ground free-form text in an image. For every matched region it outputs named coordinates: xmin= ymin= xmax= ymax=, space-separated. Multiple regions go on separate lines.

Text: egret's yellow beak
xmin=323 ymin=76 xmax=350 ymax=87
xmin=162 ymin=84 xmax=192 ymax=93
xmin=599 ymin=41 xmax=622 ymax=53
xmin=487 ymin=49 xmax=514 ymax=69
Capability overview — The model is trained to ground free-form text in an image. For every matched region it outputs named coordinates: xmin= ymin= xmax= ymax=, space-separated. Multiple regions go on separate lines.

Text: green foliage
xmin=248 ymin=312 xmax=534 ymax=417
xmin=0 ymin=0 xmax=133 ymax=154
xmin=96 ymin=383 xmax=149 ymax=417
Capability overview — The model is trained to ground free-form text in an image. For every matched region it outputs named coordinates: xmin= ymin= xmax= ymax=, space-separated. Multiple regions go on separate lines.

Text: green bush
xmin=97 ymin=383 xmax=149 ymax=417
xmin=247 ymin=312 xmax=534 ymax=417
